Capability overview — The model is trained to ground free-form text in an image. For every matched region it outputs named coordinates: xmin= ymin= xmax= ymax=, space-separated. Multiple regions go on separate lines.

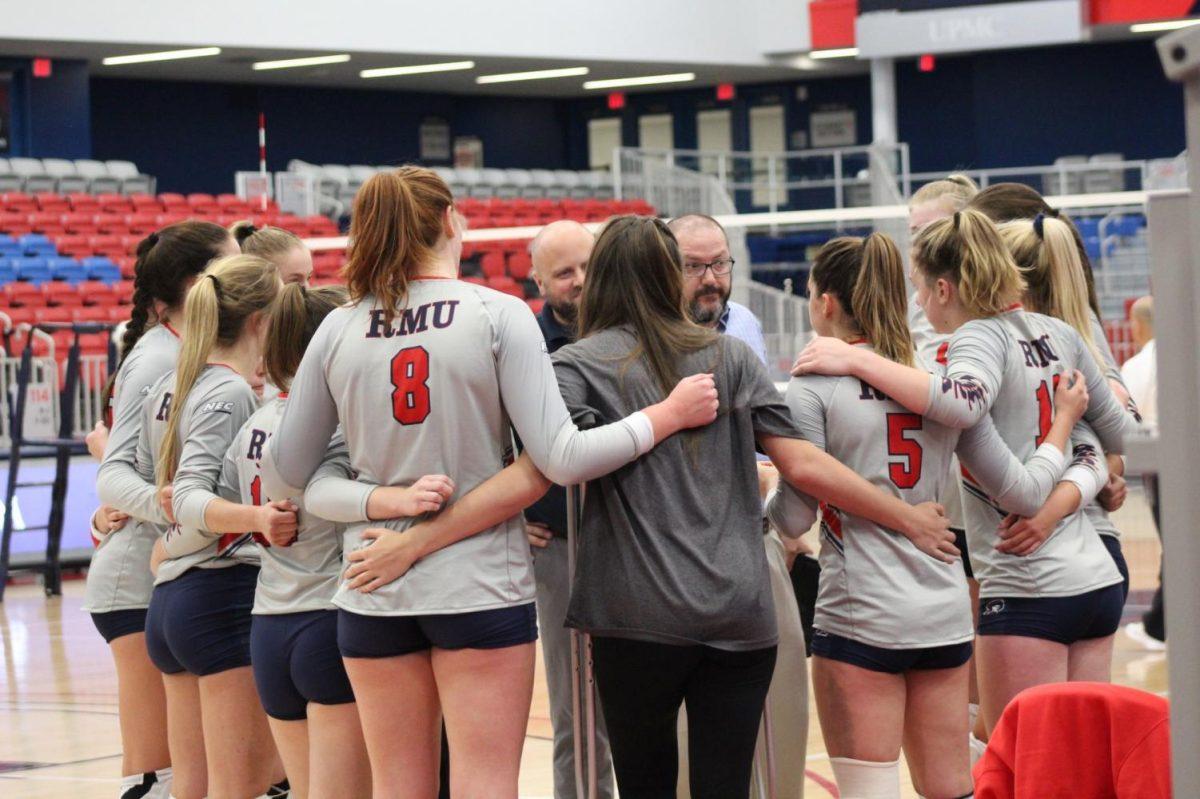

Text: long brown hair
xmin=811 ymin=233 xmax=914 ymax=366
xmin=577 ymin=215 xmax=717 ymax=398
xmin=157 ymin=255 xmax=280 ymax=488
xmin=968 ymin=182 xmax=1102 ymax=319
xmin=912 ymin=209 xmax=1026 ymax=319
xmin=342 ymin=166 xmax=455 ymax=323
xmin=264 ymin=284 xmax=349 ymax=392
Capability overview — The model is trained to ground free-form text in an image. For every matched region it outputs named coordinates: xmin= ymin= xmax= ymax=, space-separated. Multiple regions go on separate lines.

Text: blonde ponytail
xmin=157 ymin=254 xmax=280 ymax=488
xmin=910 ymin=173 xmax=979 ymax=213
xmin=912 ymin=209 xmax=1025 ymax=318
xmin=999 ymin=216 xmax=1106 ymax=369
xmin=852 ymin=233 xmax=914 ymax=366
xmin=264 ymin=283 xmax=348 ymax=391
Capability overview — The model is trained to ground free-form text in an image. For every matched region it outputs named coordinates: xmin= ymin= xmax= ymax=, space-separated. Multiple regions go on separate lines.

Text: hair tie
xmin=1033 ymin=213 xmax=1046 ymax=240
xmin=207 ymin=274 xmax=224 ymax=300
xmin=146 ymin=232 xmax=160 ymax=247
xmin=952 ymin=211 xmax=961 ymax=231
xmin=243 ymin=224 xmax=257 ymax=237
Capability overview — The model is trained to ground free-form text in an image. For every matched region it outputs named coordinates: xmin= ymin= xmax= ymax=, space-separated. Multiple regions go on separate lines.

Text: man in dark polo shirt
xmin=524 ymin=219 xmax=615 ymax=799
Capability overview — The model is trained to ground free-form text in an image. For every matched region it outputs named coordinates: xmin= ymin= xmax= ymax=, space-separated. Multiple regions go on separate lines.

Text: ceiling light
xmin=583 ymin=72 xmax=696 ymax=90
xmin=1130 ymin=19 xmax=1200 ymax=34
xmin=809 ymin=47 xmax=859 ymax=59
xmin=476 ymin=66 xmax=589 ymax=84
xmin=253 ymin=54 xmax=351 ymax=71
xmin=102 ymin=47 xmax=222 ymax=66
xmin=360 ymin=60 xmax=475 ymax=79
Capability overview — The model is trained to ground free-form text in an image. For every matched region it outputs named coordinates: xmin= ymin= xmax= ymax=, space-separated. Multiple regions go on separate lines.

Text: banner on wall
xmin=0 ymin=72 xmax=11 ymax=154
xmin=453 ymin=136 xmax=484 ymax=169
xmin=1090 ymin=0 xmax=1199 ymax=25
xmin=856 ymin=0 xmax=1084 ymax=58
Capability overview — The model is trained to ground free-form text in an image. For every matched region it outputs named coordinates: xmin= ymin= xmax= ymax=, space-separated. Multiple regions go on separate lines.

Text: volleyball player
xmin=793 ymin=210 xmax=1139 ymax=736
xmin=970 ymin=185 xmax=1138 ymax=595
xmin=769 ymin=232 xmax=1095 ymax=799
xmin=89 ymin=221 xmax=237 ymax=799
xmin=232 ymin=221 xmax=313 ymax=286
xmin=258 ymin=168 xmax=721 ymax=799
xmin=124 ymin=255 xmax=285 ymax=799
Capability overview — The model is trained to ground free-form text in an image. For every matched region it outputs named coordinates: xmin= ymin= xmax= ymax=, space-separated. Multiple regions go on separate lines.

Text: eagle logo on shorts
xmin=982 ymin=599 xmax=1006 ymax=616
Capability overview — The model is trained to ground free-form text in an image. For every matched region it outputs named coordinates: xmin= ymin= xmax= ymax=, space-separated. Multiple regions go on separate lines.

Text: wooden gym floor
xmin=0 ymin=490 xmax=1170 ymax=798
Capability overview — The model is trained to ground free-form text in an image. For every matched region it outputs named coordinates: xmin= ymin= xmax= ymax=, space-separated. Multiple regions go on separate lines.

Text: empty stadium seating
xmin=0 ymin=158 xmax=156 ymax=195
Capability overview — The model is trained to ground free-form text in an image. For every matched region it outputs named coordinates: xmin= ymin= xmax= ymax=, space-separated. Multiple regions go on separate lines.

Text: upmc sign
xmin=856 ymin=0 xmax=1084 ymax=58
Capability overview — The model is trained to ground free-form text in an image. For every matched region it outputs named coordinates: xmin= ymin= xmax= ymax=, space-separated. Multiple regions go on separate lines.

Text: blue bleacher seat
xmin=82 ymin=256 xmax=121 ymax=283
xmin=1075 ymin=217 xmax=1101 ymax=239
xmin=0 ymin=262 xmax=15 ymax=284
xmin=1110 ymin=216 xmax=1145 ymax=238
xmin=50 ymin=257 xmax=88 ymax=283
xmin=0 ymin=234 xmax=20 ymax=257
xmin=1084 ymin=235 xmax=1102 ymax=261
xmin=15 ymin=257 xmax=52 ymax=284
xmin=17 ymin=233 xmax=56 ymax=256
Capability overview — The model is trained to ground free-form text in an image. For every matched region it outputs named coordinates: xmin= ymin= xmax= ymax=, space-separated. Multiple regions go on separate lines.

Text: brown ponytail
xmin=264 ymin=284 xmax=349 ymax=392
xmin=811 ymin=233 xmax=914 ymax=366
xmin=342 ymin=166 xmax=455 ymax=324
xmin=157 ymin=255 xmax=280 ymax=488
xmin=912 ymin=209 xmax=1026 ymax=319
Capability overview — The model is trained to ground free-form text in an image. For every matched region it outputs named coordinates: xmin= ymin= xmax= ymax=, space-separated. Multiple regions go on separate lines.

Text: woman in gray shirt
xmin=554 ymin=216 xmax=956 ymax=799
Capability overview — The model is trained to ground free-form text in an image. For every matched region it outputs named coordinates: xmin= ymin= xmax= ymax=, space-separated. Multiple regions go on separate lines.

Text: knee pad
xmin=830 ymin=756 xmax=901 ymax=799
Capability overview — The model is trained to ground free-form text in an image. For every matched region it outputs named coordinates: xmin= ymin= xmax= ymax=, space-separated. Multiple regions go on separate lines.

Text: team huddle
xmin=82 ymin=167 xmax=1141 ymax=799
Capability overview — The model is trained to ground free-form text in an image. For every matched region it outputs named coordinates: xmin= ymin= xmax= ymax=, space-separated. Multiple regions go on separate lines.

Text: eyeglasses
xmin=683 ymin=258 xmax=735 ymax=278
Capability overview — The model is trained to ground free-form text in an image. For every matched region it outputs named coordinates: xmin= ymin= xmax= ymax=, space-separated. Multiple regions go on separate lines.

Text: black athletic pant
xmin=789 ymin=553 xmax=820 ymax=656
xmin=1142 ymin=475 xmax=1166 ymax=642
xmin=590 ymin=636 xmax=777 ymax=799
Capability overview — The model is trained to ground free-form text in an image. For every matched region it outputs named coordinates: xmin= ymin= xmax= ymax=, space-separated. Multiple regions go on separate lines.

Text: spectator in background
xmin=524 ymin=219 xmax=616 ymax=799
xmin=1121 ymin=296 xmax=1165 ymax=649
xmin=669 ymin=214 xmax=809 ymax=799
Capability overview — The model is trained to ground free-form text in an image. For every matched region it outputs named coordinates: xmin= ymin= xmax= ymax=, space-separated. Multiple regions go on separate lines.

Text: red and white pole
xmin=258 ymin=112 xmax=268 ymax=212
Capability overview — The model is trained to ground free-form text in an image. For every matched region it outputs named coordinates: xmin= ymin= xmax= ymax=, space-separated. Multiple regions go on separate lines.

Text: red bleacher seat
xmin=62 ymin=213 xmax=99 ymax=235
xmin=115 ymin=256 xmax=137 ymax=279
xmin=35 ymin=193 xmax=70 ymax=213
xmin=0 ymin=210 xmax=31 ymax=233
xmin=217 ymin=194 xmax=253 ymax=215
xmin=55 ymin=235 xmax=93 ymax=258
xmin=5 ymin=283 xmax=45 ymax=307
xmin=73 ymin=307 xmax=112 ymax=324
xmin=480 ymin=252 xmax=507 ymax=279
xmin=2 ymin=192 xmax=37 ymax=213
xmin=155 ymin=213 xmax=189 ymax=228
xmin=89 ymin=235 xmax=126 ymax=258
xmin=107 ymin=306 xmax=130 ymax=323
xmin=78 ymin=281 xmax=118 ymax=306
xmin=114 ymin=280 xmax=135 ymax=303
xmin=507 ymin=252 xmax=533 ymax=281
xmin=43 ymin=283 xmax=83 ymax=307
xmin=526 ymin=297 xmax=545 ymax=314
xmin=5 ymin=306 xmax=37 ymax=327
xmin=35 ymin=307 xmax=74 ymax=324
xmin=95 ymin=214 xmax=127 ymax=234
xmin=129 ymin=193 xmax=161 ymax=210
xmin=97 ymin=193 xmax=133 ymax=213
xmin=304 ymin=216 xmax=339 ymax=236
xmin=462 ymin=276 xmax=487 ymax=286
xmin=187 ymin=194 xmax=219 ymax=214
xmin=125 ymin=213 xmax=159 ymax=235
xmin=159 ymin=192 xmax=187 ymax=207
xmin=67 ymin=193 xmax=101 ymax=213
xmin=486 ymin=275 xmax=524 ymax=298
xmin=28 ymin=212 xmax=65 ymax=234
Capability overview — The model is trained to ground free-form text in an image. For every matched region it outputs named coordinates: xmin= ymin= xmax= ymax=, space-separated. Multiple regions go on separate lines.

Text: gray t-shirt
xmin=556 ymin=328 xmax=801 ymax=651
xmin=86 ymin=324 xmax=180 ymax=613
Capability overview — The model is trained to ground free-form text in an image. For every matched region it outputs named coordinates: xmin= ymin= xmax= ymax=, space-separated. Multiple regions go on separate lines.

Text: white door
xmin=638 ymin=113 xmax=674 ymax=156
xmin=749 ymin=105 xmax=786 ymax=208
xmin=696 ymin=109 xmax=732 ymax=178
xmin=588 ymin=117 xmax=622 ymax=170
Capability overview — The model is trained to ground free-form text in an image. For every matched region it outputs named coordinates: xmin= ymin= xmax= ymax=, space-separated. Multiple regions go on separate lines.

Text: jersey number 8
xmin=391 ymin=346 xmax=431 ymax=425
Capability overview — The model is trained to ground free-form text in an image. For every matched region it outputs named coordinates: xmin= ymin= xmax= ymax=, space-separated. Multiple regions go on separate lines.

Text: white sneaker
xmin=1124 ymin=622 xmax=1166 ymax=651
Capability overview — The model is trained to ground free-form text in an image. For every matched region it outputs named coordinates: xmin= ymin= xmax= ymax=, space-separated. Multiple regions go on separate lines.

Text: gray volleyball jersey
xmin=909 ymin=295 xmax=965 ymax=533
xmin=262 ymin=281 xmax=654 ymax=617
xmin=151 ymin=365 xmax=263 ymax=585
xmin=218 ymin=397 xmax=347 ymax=614
xmin=1083 ymin=311 xmax=1138 ymax=540
xmin=779 ymin=356 xmax=974 ymax=649
xmin=925 ymin=308 xmax=1133 ymax=598
xmin=86 ymin=324 xmax=181 ymax=613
